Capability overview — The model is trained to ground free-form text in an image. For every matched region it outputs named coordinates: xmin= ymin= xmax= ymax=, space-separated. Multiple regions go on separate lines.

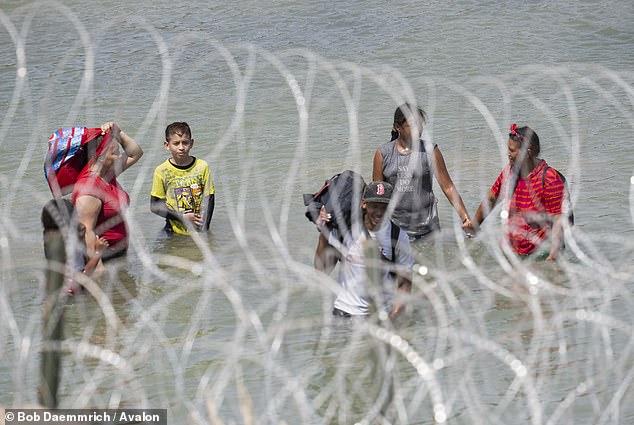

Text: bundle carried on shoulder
xmin=43 ymin=126 xmax=116 ymax=197
xmin=303 ymin=170 xmax=366 ymax=242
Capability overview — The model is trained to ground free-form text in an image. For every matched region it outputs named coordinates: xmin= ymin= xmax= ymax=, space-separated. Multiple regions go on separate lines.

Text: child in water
xmin=150 ymin=122 xmax=215 ymax=234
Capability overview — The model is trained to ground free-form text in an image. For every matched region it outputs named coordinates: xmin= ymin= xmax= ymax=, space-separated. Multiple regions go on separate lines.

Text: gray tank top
xmin=379 ymin=139 xmax=440 ymax=237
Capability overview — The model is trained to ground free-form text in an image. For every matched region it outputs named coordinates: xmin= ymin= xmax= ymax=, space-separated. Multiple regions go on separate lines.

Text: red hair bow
xmin=509 ymin=123 xmax=523 ymax=142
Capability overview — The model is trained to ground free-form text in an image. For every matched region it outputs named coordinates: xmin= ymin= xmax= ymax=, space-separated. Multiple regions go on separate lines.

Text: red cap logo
xmin=376 ymin=183 xmax=385 ymax=195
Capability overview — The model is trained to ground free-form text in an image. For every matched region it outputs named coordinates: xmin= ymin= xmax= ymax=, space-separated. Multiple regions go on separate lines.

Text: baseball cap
xmin=363 ymin=181 xmax=393 ymax=203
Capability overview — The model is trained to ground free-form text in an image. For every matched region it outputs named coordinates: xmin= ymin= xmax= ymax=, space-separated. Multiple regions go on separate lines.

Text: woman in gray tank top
xmin=372 ymin=103 xmax=474 ymax=240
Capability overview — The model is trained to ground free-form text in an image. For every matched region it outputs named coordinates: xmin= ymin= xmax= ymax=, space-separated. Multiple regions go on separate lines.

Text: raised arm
xmin=101 ymin=122 xmax=143 ymax=174
xmin=432 ymin=146 xmax=473 ymax=233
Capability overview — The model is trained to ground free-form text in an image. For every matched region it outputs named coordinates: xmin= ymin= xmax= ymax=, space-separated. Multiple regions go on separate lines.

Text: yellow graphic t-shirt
xmin=151 ymin=158 xmax=215 ymax=235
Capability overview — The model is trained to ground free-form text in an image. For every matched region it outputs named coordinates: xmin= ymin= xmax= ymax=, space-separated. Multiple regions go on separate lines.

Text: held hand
xmin=462 ymin=217 xmax=476 ymax=237
xmin=94 ymin=236 xmax=109 ymax=256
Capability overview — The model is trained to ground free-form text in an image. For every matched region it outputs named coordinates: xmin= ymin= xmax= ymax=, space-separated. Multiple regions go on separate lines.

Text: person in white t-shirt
xmin=318 ymin=181 xmax=414 ymax=319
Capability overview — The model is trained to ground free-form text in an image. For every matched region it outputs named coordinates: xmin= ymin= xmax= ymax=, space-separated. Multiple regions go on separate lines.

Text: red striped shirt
xmin=491 ymin=160 xmax=564 ymax=255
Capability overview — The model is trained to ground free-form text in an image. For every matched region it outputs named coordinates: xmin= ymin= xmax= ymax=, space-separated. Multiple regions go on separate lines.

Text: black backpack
xmin=303 ymin=170 xmax=366 ymax=242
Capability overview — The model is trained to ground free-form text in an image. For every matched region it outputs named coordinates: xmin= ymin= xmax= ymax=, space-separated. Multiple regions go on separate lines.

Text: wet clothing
xmin=379 ymin=139 xmax=439 ymax=238
xmin=151 ymin=157 xmax=215 ymax=235
xmin=72 ymin=168 xmax=129 ymax=258
xmin=491 ymin=159 xmax=565 ymax=255
xmin=333 ymin=220 xmax=414 ymax=316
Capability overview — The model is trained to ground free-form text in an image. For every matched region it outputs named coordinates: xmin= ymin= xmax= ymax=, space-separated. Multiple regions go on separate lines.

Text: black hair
xmin=41 ymin=199 xmax=74 ymax=231
xmin=510 ymin=126 xmax=540 ymax=156
xmin=165 ymin=122 xmax=192 ymax=141
xmin=391 ymin=103 xmax=427 ymax=141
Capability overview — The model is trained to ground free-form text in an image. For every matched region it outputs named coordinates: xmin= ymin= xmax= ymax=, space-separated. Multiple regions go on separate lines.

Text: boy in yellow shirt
xmin=150 ymin=122 xmax=215 ymax=234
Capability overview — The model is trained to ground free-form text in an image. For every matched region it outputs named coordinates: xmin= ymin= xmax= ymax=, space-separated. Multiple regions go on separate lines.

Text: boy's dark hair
xmin=510 ymin=125 xmax=540 ymax=156
xmin=165 ymin=122 xmax=192 ymax=141
xmin=391 ymin=103 xmax=427 ymax=141
xmin=41 ymin=199 xmax=74 ymax=231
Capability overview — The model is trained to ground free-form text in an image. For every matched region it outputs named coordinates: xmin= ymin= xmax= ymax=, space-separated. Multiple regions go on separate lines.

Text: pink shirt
xmin=72 ymin=168 xmax=130 ymax=255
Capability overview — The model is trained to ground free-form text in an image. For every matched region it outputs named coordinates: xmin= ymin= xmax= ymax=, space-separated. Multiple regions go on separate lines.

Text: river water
xmin=1 ymin=1 xmax=633 ymax=424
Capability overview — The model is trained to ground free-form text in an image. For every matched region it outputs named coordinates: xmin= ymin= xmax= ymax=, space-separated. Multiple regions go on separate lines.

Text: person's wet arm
xmin=83 ymin=236 xmax=108 ymax=275
xmin=389 ymin=275 xmax=412 ymax=320
xmin=473 ymin=189 xmax=499 ymax=229
xmin=150 ymin=196 xmax=186 ymax=223
xmin=100 ymin=122 xmax=143 ymax=173
xmin=543 ymin=171 xmax=567 ymax=261
xmin=150 ymin=196 xmax=207 ymax=231
xmin=389 ymin=231 xmax=414 ymax=320
xmin=546 ymin=214 xmax=564 ymax=261
xmin=118 ymin=128 xmax=143 ymax=170
xmin=433 ymin=147 xmax=473 ymax=232
xmin=75 ymin=195 xmax=102 ymax=259
xmin=372 ymin=149 xmax=385 ymax=181
xmin=314 ymin=232 xmax=339 ymax=273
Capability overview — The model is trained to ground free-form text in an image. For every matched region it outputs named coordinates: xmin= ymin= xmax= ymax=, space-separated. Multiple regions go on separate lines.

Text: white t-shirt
xmin=333 ymin=220 xmax=414 ymax=316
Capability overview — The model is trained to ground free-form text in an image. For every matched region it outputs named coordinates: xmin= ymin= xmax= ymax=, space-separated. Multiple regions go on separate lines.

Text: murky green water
xmin=1 ymin=1 xmax=633 ymax=423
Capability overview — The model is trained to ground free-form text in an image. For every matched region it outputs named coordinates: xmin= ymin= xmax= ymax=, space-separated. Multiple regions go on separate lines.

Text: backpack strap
xmin=386 ymin=221 xmax=401 ymax=279
xmin=542 ymin=165 xmax=567 ymax=186
xmin=390 ymin=221 xmax=400 ymax=263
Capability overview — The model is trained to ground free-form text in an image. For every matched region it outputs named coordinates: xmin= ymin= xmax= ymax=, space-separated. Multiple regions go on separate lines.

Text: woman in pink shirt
xmin=72 ymin=122 xmax=143 ymax=269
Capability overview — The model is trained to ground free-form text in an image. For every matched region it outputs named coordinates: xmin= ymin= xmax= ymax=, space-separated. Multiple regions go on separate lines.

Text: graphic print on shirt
xmin=174 ymin=186 xmax=194 ymax=213
xmin=396 ymin=157 xmax=415 ymax=193
xmin=172 ymin=178 xmax=204 ymax=214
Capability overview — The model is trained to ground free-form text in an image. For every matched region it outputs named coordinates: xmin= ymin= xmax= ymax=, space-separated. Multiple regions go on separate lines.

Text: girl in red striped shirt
xmin=473 ymin=124 xmax=566 ymax=260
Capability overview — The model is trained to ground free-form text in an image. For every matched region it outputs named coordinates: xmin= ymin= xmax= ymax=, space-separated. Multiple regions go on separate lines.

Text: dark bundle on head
xmin=41 ymin=199 xmax=74 ymax=231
